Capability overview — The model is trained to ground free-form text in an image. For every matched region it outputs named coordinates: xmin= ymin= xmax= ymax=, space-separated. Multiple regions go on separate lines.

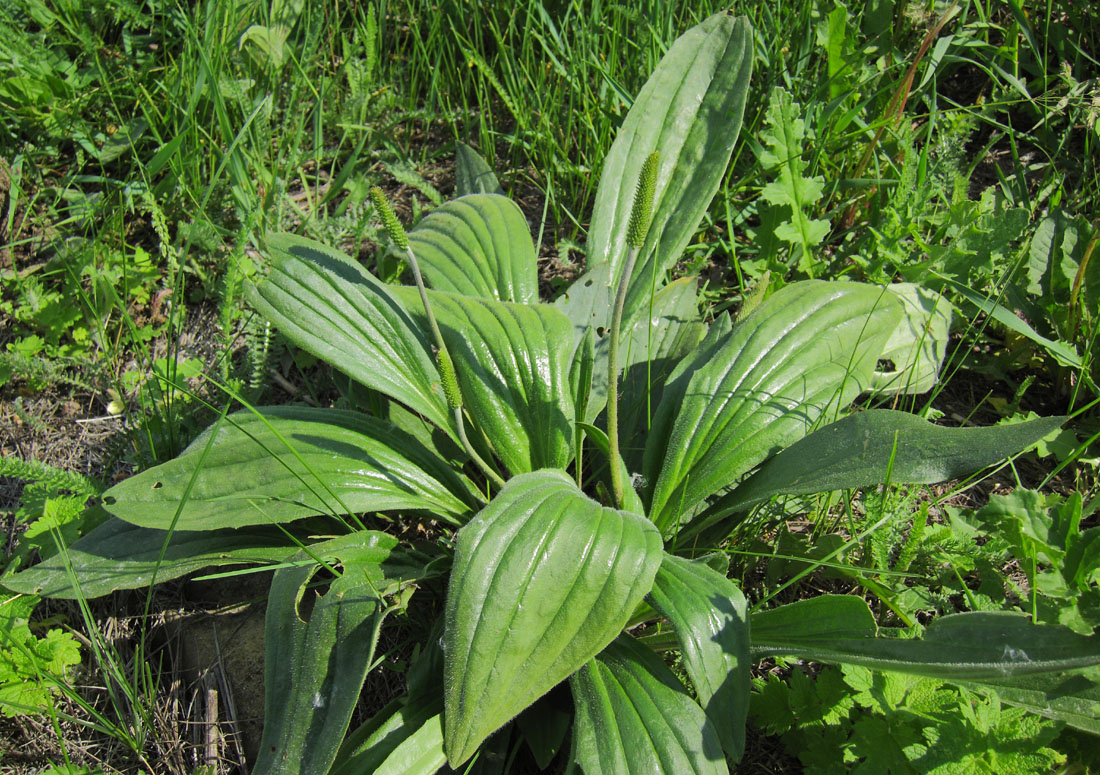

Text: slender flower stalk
xmin=608 ymin=152 xmax=659 ymax=509
xmin=370 ymin=187 xmax=506 ymax=489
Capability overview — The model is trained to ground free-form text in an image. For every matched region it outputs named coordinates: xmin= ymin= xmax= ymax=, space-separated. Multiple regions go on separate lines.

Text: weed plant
xmin=1 ymin=0 xmax=1099 ymax=773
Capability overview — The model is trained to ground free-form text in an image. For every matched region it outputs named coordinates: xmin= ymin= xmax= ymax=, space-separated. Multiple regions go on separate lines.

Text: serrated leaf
xmin=644 ymin=281 xmax=902 ymax=533
xmin=383 ymin=161 xmax=442 ymax=205
xmin=255 ymin=533 xmax=423 ymax=775
xmin=758 ymin=88 xmax=829 ymax=274
xmin=570 ymin=634 xmax=728 ymax=775
xmin=443 ymin=471 xmax=662 ymax=766
xmin=0 ymin=596 xmax=82 ymax=716
xmin=587 ymin=13 xmax=753 ymax=324
xmin=100 ymin=407 xmax=478 ymax=531
xmin=647 ymin=554 xmax=750 ymax=760
xmin=408 ymin=194 xmax=537 ymax=303
xmin=394 ymin=288 xmax=575 ymax=475
xmin=1028 ymin=210 xmax=1083 ymax=299
xmin=2 ymin=516 xmax=299 ymax=599
xmin=455 ymin=142 xmax=503 ymax=197
xmin=249 ymin=233 xmax=454 ymax=434
xmin=706 ymin=411 xmax=1066 ymax=526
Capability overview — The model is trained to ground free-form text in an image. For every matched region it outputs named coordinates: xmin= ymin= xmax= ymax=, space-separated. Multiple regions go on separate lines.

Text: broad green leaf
xmin=332 ymin=699 xmax=443 ymax=775
xmin=394 ymin=288 xmax=575 ymax=475
xmin=256 ymin=533 xmax=420 ymax=775
xmin=644 ymin=281 xmax=902 ymax=533
xmin=371 ymin=714 xmax=445 ymax=775
xmin=408 ymin=194 xmax=537 ymax=303
xmin=554 ymin=264 xmax=613 ymax=343
xmin=249 ymin=233 xmax=453 ymax=434
xmin=618 ymin=277 xmax=707 ymax=468
xmin=570 ymin=635 xmax=728 ymax=775
xmin=333 ymin=640 xmax=445 ymax=775
xmin=751 ymin=610 xmax=1100 ymax=680
xmin=870 ymin=283 xmax=953 ymax=395
xmin=587 ymin=12 xmax=753 ymax=325
xmin=555 ymin=271 xmax=704 ymax=427
xmin=443 ymin=471 xmax=662 ymax=766
xmin=455 ymin=142 xmax=503 ymax=197
xmin=271 ymin=0 xmax=304 ymax=30
xmin=569 ymin=325 xmax=596 ymax=459
xmin=705 ymin=411 xmax=1066 ymax=526
xmin=750 ymin=595 xmax=877 ymax=642
xmin=240 ymin=24 xmax=290 ymax=69
xmin=647 ymin=554 xmax=750 ymax=760
xmin=2 ymin=516 xmax=297 ymax=599
xmin=100 ymin=407 xmax=479 ymax=531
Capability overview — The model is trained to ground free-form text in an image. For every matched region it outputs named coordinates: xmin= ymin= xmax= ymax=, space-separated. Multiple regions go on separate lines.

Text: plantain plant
xmin=6 ymin=12 xmax=1097 ymax=775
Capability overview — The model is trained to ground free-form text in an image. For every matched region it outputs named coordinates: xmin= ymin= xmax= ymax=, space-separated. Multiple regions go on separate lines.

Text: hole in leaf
xmin=152 ymin=481 xmax=163 ymax=490
xmin=584 ymin=279 xmax=594 ymax=287
xmin=102 ymin=496 xmax=116 ymax=505
xmin=596 ymin=326 xmax=606 ymax=337
xmin=876 ymin=359 xmax=897 ymax=372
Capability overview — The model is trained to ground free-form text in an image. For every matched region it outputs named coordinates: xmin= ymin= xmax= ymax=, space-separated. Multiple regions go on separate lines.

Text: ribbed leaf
xmin=395 ymin=288 xmax=575 ymax=475
xmin=751 ymin=610 xmax=1100 ymax=680
xmin=870 ymin=283 xmax=953 ymax=395
xmin=371 ymin=714 xmax=445 ymax=775
xmin=554 ymin=263 xmax=613 ymax=342
xmin=455 ymin=141 xmax=503 ymax=196
xmin=332 ymin=639 xmax=445 ymax=775
xmin=647 ymin=554 xmax=749 ymax=761
xmin=443 ymin=471 xmax=662 ymax=766
xmin=554 ymin=269 xmax=704 ymax=427
xmin=570 ymin=635 xmax=728 ymax=775
xmin=587 ymin=12 xmax=753 ymax=324
xmin=256 ymin=533 xmax=424 ymax=775
xmin=644 ymin=281 xmax=902 ymax=532
xmin=707 ymin=411 xmax=1067 ymax=525
xmin=618 ymin=278 xmax=706 ymax=468
xmin=332 ymin=700 xmax=443 ymax=775
xmin=100 ymin=407 xmax=479 ymax=531
xmin=2 ymin=516 xmax=296 ymax=599
xmin=408 ymin=194 xmax=537 ymax=303
xmin=249 ymin=233 xmax=453 ymax=433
